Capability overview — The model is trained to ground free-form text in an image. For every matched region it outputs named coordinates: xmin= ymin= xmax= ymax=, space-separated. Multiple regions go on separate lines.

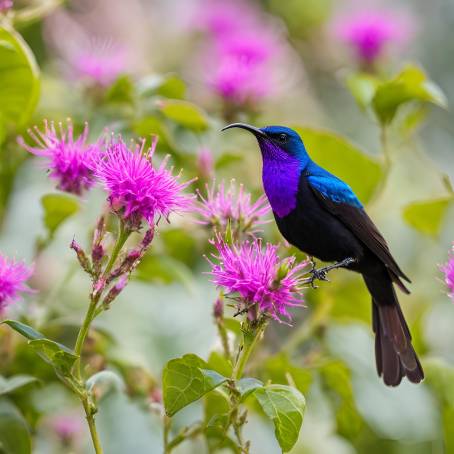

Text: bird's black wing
xmin=308 ymin=180 xmax=410 ymax=289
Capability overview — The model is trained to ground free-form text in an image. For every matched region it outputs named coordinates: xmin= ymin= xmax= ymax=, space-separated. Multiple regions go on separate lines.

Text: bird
xmin=222 ymin=123 xmax=423 ymax=387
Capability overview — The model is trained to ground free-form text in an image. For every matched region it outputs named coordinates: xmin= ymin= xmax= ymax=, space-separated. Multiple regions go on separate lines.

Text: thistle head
xmin=207 ymin=236 xmax=307 ymax=322
xmin=93 ymin=136 xmax=195 ymax=231
xmin=18 ymin=119 xmax=101 ymax=195
xmin=0 ymin=254 xmax=34 ymax=314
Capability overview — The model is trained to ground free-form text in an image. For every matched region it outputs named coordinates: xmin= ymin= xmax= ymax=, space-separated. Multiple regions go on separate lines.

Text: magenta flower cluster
xmin=0 ymin=254 xmax=33 ymax=314
xmin=0 ymin=0 xmax=12 ymax=12
xmin=194 ymin=0 xmax=284 ymax=105
xmin=196 ymin=180 xmax=270 ymax=234
xmin=207 ymin=237 xmax=307 ymax=322
xmin=19 ymin=120 xmax=101 ymax=195
xmin=334 ymin=8 xmax=413 ymax=65
xmin=72 ymin=42 xmax=127 ymax=87
xmin=19 ymin=122 xmax=194 ymax=229
xmin=441 ymin=247 xmax=454 ymax=300
xmin=94 ymin=137 xmax=194 ymax=228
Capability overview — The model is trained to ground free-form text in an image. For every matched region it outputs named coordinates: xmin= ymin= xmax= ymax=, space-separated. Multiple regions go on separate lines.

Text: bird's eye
xmin=278 ymin=133 xmax=287 ymax=142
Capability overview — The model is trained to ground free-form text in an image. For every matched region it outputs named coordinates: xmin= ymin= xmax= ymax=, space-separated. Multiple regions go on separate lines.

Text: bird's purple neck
xmin=258 ymin=140 xmax=306 ymax=218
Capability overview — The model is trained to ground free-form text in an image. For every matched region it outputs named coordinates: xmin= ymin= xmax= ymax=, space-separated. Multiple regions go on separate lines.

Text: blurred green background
xmin=1 ymin=0 xmax=454 ymax=453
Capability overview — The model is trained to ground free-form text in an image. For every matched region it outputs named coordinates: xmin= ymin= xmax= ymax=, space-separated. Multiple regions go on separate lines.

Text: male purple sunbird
xmin=222 ymin=123 xmax=423 ymax=387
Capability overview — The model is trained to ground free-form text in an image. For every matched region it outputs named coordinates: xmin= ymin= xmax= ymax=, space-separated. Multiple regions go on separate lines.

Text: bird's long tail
xmin=363 ymin=272 xmax=424 ymax=386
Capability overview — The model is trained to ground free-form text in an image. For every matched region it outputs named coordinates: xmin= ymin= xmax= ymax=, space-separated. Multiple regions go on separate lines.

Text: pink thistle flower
xmin=207 ymin=237 xmax=307 ymax=322
xmin=333 ymin=8 xmax=413 ymax=65
xmin=0 ymin=0 xmax=12 ymax=13
xmin=0 ymin=254 xmax=34 ymax=314
xmin=94 ymin=136 xmax=194 ymax=230
xmin=441 ymin=247 xmax=454 ymax=300
xmin=71 ymin=41 xmax=127 ymax=87
xmin=18 ymin=120 xmax=101 ymax=195
xmin=196 ymin=180 xmax=270 ymax=235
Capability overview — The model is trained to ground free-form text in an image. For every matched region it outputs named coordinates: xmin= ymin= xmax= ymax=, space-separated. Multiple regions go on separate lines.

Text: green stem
xmin=71 ymin=219 xmax=130 ymax=454
xmin=233 ymin=322 xmax=266 ymax=380
xmin=103 ymin=220 xmax=130 ymax=277
xmin=82 ymin=399 xmax=103 ymax=454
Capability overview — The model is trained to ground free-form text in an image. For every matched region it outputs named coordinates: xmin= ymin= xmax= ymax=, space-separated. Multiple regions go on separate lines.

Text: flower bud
xmin=103 ymin=275 xmax=128 ymax=307
xmin=70 ymin=239 xmax=92 ymax=274
xmin=213 ymin=297 xmax=224 ymax=319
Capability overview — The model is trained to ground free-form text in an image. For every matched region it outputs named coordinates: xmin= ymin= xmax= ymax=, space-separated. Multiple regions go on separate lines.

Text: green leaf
xmin=293 ymin=127 xmax=383 ymax=203
xmin=2 ymin=320 xmax=78 ymax=381
xmin=1 ymin=320 xmax=43 ymax=341
xmin=41 ymin=193 xmax=80 ymax=236
xmin=204 ymin=388 xmax=230 ymax=426
xmin=0 ymin=26 xmax=40 ymax=129
xmin=0 ymin=400 xmax=31 ymax=454
xmin=105 ymin=75 xmax=135 ymax=105
xmin=372 ymin=65 xmax=447 ymax=125
xmin=134 ymin=254 xmax=193 ymax=286
xmin=207 ymin=351 xmax=233 ymax=377
xmin=254 ymin=384 xmax=305 ymax=453
xmin=160 ymin=100 xmax=208 ymax=131
xmin=28 ymin=339 xmax=78 ymax=379
xmin=0 ymin=375 xmax=38 ymax=396
xmin=162 ymin=354 xmax=228 ymax=416
xmin=402 ymin=196 xmax=453 ymax=237
xmin=346 ymin=73 xmax=380 ymax=110
xmin=236 ymin=377 xmax=263 ymax=400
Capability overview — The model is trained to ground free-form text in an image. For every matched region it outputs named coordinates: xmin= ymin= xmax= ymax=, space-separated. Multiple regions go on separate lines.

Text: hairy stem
xmin=72 ymin=219 xmax=131 ymax=454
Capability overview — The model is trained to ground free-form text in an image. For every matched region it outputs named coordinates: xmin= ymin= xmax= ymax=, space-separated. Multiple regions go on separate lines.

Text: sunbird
xmin=222 ymin=123 xmax=423 ymax=386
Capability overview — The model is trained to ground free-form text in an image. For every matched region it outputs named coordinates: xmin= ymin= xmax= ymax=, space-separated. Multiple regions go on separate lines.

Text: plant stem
xmin=232 ymin=323 xmax=266 ymax=380
xmin=72 ymin=219 xmax=131 ymax=454
xmin=82 ymin=398 xmax=103 ymax=454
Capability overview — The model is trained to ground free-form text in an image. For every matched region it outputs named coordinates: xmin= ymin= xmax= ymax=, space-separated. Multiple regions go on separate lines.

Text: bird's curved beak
xmin=221 ymin=123 xmax=267 ymax=139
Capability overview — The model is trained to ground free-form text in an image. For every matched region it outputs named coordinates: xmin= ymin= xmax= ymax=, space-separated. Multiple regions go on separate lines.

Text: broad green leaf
xmin=41 ymin=193 xmax=80 ymax=236
xmin=162 ymin=354 xmax=228 ymax=416
xmin=293 ymin=127 xmax=383 ymax=203
xmin=236 ymin=377 xmax=263 ymax=400
xmin=402 ymin=196 xmax=452 ymax=237
xmin=346 ymin=73 xmax=380 ymax=110
xmin=2 ymin=320 xmax=78 ymax=381
xmin=254 ymin=384 xmax=305 ymax=452
xmin=0 ymin=375 xmax=38 ymax=396
xmin=0 ymin=400 xmax=31 ymax=454
xmin=105 ymin=75 xmax=135 ymax=105
xmin=372 ymin=65 xmax=447 ymax=125
xmin=223 ymin=318 xmax=242 ymax=336
xmin=28 ymin=339 xmax=78 ymax=378
xmin=160 ymin=100 xmax=208 ymax=131
xmin=0 ymin=26 xmax=40 ymax=128
xmin=208 ymin=351 xmax=233 ymax=377
xmin=1 ymin=320 xmax=43 ymax=341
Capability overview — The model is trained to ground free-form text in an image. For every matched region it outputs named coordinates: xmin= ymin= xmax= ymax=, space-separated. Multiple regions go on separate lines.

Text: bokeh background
xmin=1 ymin=0 xmax=454 ymax=453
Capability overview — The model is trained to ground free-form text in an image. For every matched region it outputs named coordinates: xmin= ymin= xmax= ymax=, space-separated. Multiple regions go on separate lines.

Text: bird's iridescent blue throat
xmin=221 ymin=123 xmax=362 ymax=218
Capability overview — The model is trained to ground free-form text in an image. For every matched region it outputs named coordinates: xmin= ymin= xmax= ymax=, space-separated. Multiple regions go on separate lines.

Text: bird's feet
xmin=307 ymin=257 xmax=356 ymax=288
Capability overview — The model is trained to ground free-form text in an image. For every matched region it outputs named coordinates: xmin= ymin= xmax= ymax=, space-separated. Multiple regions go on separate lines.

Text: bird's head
xmin=221 ymin=123 xmax=309 ymax=166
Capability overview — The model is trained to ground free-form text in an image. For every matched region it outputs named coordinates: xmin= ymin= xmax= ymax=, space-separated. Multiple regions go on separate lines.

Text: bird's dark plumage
xmin=222 ymin=123 xmax=424 ymax=386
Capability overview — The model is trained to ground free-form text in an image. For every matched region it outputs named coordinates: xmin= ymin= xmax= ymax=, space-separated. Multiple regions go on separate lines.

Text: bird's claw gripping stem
xmin=307 ymin=257 xmax=355 ymax=288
